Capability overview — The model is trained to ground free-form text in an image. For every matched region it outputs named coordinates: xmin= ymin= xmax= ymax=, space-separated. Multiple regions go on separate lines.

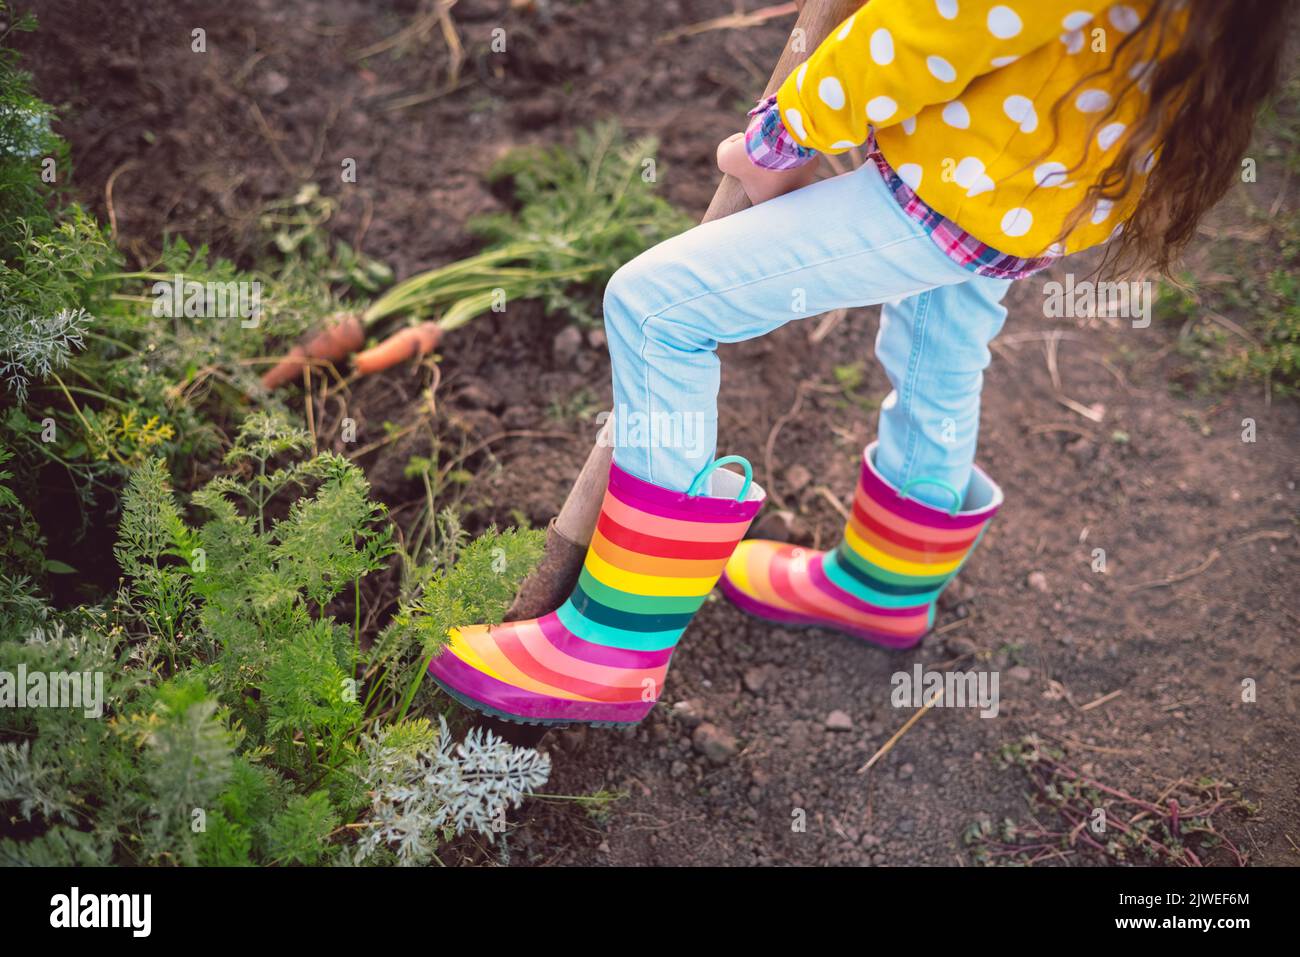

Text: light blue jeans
xmin=602 ymin=159 xmax=1012 ymax=510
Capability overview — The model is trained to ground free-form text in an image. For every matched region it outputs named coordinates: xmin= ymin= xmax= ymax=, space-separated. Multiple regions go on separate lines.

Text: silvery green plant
xmin=0 ymin=305 xmax=91 ymax=403
xmin=353 ymin=716 xmax=551 ymax=866
xmin=0 ymin=740 xmax=79 ymax=826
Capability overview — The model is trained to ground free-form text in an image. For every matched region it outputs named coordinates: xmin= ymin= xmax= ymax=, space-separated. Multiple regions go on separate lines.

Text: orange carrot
xmin=261 ymin=314 xmax=366 ymax=390
xmin=352 ymin=321 xmax=442 ymax=376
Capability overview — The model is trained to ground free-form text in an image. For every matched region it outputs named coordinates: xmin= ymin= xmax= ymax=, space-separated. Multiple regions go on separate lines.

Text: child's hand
xmin=716 ymin=132 xmax=820 ymax=205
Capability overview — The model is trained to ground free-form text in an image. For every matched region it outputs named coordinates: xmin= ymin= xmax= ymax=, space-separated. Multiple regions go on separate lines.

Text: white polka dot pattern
xmin=1075 ymin=89 xmax=1111 ymax=113
xmin=818 ymin=76 xmax=846 ymax=110
xmin=870 ymin=28 xmax=894 ymax=65
xmin=927 ymin=56 xmax=957 ymax=83
xmin=783 ymin=108 xmax=807 ymax=141
xmin=942 ymin=100 xmax=971 ymax=129
xmin=867 ymin=96 xmax=898 ymax=123
xmin=1003 ymin=94 xmax=1038 ymax=133
xmin=987 ymin=6 xmax=1023 ymax=39
xmin=897 ymin=163 xmax=923 ymax=190
xmin=1001 ymin=207 xmax=1033 ymax=236
xmin=1109 ymin=5 xmax=1140 ymax=32
xmin=1096 ymin=121 xmax=1126 ymax=151
xmin=764 ymin=0 xmax=1175 ymax=257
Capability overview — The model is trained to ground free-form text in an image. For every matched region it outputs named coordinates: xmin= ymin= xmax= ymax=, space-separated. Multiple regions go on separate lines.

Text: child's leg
xmin=873 ymin=275 xmax=1012 ymax=509
xmin=717 ymin=271 xmax=1012 ymax=648
xmin=602 ymin=160 xmax=974 ymax=494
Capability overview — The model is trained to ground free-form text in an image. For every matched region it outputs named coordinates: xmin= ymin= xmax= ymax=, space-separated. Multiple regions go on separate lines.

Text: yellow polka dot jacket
xmin=775 ymin=0 xmax=1184 ymax=258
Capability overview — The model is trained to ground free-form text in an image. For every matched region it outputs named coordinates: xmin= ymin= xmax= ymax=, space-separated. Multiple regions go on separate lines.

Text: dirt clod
xmin=785 ymin=463 xmax=812 ymax=493
xmin=692 ymin=723 xmax=738 ymax=764
xmin=1066 ymin=436 xmax=1096 ymax=464
xmin=671 ymin=699 xmax=704 ymax=728
xmin=945 ymin=636 xmax=979 ymax=657
xmin=457 ymin=381 xmax=498 ymax=410
xmin=553 ymin=325 xmax=584 ymax=365
xmin=750 ymin=509 xmax=806 ymax=542
xmin=825 ymin=710 xmax=853 ymax=732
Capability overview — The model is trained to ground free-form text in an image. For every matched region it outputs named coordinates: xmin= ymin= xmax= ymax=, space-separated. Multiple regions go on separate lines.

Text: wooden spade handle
xmin=702 ymin=0 xmax=862 ymax=223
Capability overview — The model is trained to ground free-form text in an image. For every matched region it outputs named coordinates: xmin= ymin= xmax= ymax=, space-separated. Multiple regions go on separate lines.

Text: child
xmin=427 ymin=0 xmax=1292 ymax=725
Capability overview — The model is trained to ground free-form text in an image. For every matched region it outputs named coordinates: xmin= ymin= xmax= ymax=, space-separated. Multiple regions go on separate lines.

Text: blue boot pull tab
xmin=687 ymin=455 xmax=754 ymax=502
xmin=898 ymin=476 xmax=963 ymax=517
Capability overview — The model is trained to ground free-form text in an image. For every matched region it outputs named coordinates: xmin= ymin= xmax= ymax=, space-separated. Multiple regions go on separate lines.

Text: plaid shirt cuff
xmin=744 ymin=95 xmax=817 ymax=171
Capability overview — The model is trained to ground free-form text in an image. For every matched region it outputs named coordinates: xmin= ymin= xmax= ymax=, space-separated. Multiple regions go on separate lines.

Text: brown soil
xmin=22 ymin=0 xmax=1298 ymax=866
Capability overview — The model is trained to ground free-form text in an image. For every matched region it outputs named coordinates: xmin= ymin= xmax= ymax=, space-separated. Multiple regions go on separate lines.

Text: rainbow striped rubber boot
xmin=427 ymin=456 xmax=766 ymax=726
xmin=719 ymin=442 xmax=1000 ymax=648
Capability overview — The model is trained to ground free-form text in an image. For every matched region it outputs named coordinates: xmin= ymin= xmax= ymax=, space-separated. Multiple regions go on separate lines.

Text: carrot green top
xmin=774 ymin=0 xmax=1185 ymax=258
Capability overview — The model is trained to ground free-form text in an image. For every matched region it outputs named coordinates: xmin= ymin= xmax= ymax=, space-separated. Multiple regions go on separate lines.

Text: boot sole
xmin=718 ymin=576 xmax=926 ymax=650
xmin=428 ymin=672 xmax=643 ymax=730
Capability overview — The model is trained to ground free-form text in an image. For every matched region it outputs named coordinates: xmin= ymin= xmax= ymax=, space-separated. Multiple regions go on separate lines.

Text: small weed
xmin=546 ymin=385 xmax=600 ymax=423
xmin=832 ymin=361 xmax=881 ymax=413
xmin=1150 ymin=76 xmax=1300 ymax=399
xmin=996 ymin=641 xmax=1027 ymax=665
xmin=965 ymin=736 xmax=1250 ymax=866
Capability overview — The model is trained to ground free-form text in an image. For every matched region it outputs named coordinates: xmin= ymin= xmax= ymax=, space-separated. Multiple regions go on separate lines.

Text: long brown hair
xmin=1051 ymin=0 xmax=1293 ymax=277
